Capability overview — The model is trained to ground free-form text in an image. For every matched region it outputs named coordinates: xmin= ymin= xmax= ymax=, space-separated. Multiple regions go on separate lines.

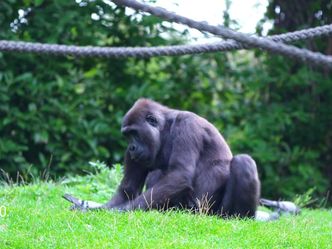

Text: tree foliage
xmin=247 ymin=0 xmax=332 ymax=200
xmin=0 ymin=0 xmax=331 ymax=202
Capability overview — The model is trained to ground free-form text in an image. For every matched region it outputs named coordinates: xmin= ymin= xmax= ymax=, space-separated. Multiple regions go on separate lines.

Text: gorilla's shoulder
xmin=167 ymin=111 xmax=211 ymax=133
xmin=169 ymin=111 xmax=197 ymax=123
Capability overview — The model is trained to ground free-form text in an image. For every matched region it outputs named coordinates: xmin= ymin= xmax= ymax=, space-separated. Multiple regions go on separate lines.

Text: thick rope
xmin=112 ymin=0 xmax=332 ymax=68
xmin=0 ymin=1 xmax=331 ymax=68
xmin=1 ymin=24 xmax=332 ymax=58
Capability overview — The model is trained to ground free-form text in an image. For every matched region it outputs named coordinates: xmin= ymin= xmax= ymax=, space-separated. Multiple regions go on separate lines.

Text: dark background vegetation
xmin=0 ymin=0 xmax=331 ymax=204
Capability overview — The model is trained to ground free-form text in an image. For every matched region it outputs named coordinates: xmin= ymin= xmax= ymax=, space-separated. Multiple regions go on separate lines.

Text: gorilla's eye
xmin=146 ymin=114 xmax=158 ymax=127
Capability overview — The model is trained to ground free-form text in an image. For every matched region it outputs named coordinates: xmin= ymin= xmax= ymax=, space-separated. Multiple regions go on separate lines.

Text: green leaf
xmin=34 ymin=0 xmax=44 ymax=6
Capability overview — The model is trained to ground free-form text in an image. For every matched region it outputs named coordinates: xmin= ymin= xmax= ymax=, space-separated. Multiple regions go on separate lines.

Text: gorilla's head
xmin=121 ymin=99 xmax=167 ymax=166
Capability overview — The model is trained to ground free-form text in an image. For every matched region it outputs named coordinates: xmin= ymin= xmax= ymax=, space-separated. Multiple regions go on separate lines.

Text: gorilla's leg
xmin=220 ymin=154 xmax=260 ymax=218
xmin=145 ymin=169 xmax=164 ymax=190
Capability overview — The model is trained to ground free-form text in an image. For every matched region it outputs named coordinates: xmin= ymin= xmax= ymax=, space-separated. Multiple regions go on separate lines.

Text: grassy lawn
xmin=0 ymin=164 xmax=331 ymax=248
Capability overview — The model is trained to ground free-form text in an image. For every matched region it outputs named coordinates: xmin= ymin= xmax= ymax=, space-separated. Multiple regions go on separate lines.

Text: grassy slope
xmin=0 ymin=169 xmax=331 ymax=249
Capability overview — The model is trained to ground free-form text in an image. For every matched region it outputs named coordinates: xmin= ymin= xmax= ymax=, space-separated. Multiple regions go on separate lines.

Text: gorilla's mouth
xmin=130 ymin=153 xmax=141 ymax=161
xmin=132 ymin=154 xmax=155 ymax=167
xmin=131 ymin=152 xmax=149 ymax=162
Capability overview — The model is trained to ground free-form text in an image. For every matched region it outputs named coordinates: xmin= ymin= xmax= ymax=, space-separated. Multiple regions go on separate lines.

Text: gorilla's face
xmin=121 ymin=100 xmax=165 ymax=167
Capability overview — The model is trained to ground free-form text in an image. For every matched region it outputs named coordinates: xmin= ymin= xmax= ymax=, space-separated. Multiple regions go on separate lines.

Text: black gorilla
xmin=104 ymin=99 xmax=260 ymax=217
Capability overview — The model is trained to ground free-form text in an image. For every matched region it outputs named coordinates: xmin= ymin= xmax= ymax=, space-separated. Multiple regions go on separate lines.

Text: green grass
xmin=0 ymin=164 xmax=331 ymax=248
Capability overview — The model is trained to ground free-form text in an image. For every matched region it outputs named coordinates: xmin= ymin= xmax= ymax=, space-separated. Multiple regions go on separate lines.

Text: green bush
xmin=0 ymin=0 xmax=330 ymax=202
xmin=0 ymin=0 xmax=186 ymax=175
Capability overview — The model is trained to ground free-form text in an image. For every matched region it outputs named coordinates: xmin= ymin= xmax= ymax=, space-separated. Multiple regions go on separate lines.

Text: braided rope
xmin=1 ymin=24 xmax=332 ymax=58
xmin=0 ymin=0 xmax=331 ymax=68
xmin=112 ymin=0 xmax=332 ymax=68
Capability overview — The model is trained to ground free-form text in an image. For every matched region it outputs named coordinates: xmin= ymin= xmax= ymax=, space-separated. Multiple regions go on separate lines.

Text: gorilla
xmin=106 ymin=99 xmax=260 ymax=217
xmin=64 ymin=99 xmax=261 ymax=218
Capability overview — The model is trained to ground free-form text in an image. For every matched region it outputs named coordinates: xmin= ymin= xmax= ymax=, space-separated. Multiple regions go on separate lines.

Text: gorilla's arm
xmin=106 ymin=155 xmax=149 ymax=208
xmin=128 ymin=168 xmax=193 ymax=210
xmin=112 ymin=123 xmax=197 ymax=211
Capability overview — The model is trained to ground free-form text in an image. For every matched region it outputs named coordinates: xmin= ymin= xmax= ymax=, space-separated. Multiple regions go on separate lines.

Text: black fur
xmin=220 ymin=155 xmax=260 ymax=217
xmin=105 ymin=99 xmax=260 ymax=217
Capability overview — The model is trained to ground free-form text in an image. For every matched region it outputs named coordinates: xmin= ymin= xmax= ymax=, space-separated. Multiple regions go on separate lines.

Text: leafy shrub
xmin=0 ymin=0 xmax=330 ymax=203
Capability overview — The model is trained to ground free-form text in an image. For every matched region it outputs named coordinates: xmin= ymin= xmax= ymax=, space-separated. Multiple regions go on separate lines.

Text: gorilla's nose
xmin=129 ymin=144 xmax=136 ymax=152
